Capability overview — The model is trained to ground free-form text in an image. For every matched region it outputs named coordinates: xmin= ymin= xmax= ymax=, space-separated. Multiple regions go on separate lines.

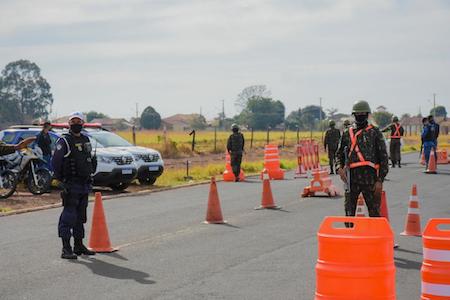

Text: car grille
xmin=137 ymin=154 xmax=159 ymax=162
xmin=112 ymin=156 xmax=133 ymax=165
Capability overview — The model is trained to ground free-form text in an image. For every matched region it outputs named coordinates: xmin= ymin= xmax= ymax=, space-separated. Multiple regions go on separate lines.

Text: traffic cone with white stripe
xmin=400 ymin=184 xmax=422 ymax=237
xmin=355 ymin=195 xmax=366 ymax=217
xmin=426 ymin=149 xmax=437 ymax=174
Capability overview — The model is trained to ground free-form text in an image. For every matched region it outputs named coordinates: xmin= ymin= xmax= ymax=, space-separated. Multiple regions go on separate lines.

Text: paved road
xmin=0 ymin=153 xmax=449 ymax=300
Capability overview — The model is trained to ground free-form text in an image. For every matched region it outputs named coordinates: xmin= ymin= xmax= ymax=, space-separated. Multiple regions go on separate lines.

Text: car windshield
xmin=89 ymin=131 xmax=132 ymax=147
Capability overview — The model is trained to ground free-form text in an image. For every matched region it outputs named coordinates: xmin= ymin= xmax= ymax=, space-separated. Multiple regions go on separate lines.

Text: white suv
xmin=86 ymin=128 xmax=164 ymax=185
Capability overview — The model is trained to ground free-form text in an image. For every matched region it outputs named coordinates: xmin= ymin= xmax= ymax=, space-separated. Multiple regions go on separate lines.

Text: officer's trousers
xmin=230 ymin=153 xmax=243 ymax=179
xmin=58 ymin=192 xmax=89 ymax=239
xmin=423 ymin=143 xmax=437 ymax=168
xmin=345 ymin=183 xmax=381 ymax=217
xmin=327 ymin=148 xmax=337 ymax=172
xmin=389 ymin=138 xmax=401 ymax=164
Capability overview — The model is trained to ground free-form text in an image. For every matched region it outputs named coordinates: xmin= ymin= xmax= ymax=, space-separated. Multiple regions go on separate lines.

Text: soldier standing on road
xmin=52 ymin=112 xmax=97 ymax=259
xmin=336 ymin=100 xmax=389 ymax=218
xmin=227 ymin=124 xmax=245 ymax=182
xmin=323 ymin=120 xmax=341 ymax=174
xmin=382 ymin=116 xmax=404 ymax=168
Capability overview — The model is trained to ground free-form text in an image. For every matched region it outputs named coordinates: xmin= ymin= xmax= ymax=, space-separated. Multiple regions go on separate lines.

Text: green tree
xmin=140 ymin=106 xmax=161 ymax=129
xmin=285 ymin=109 xmax=303 ymax=130
xmin=189 ymin=114 xmax=207 ymax=130
xmin=238 ymin=97 xmax=285 ymax=130
xmin=300 ymin=105 xmax=326 ymax=130
xmin=0 ymin=60 xmax=53 ymax=122
xmin=85 ymin=111 xmax=108 ymax=122
xmin=372 ymin=111 xmax=393 ymax=128
xmin=0 ymin=77 xmax=21 ymax=124
xmin=430 ymin=106 xmax=447 ymax=118
xmin=235 ymin=85 xmax=271 ymax=110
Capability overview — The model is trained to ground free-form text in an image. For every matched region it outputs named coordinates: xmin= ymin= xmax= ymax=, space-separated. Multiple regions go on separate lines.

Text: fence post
xmin=189 ymin=129 xmax=196 ymax=152
xmin=214 ymin=126 xmax=217 ymax=152
xmin=296 ymin=125 xmax=300 ymax=144
xmin=250 ymin=128 xmax=254 ymax=149
xmin=132 ymin=125 xmax=136 ymax=146
xmin=266 ymin=126 xmax=271 ymax=145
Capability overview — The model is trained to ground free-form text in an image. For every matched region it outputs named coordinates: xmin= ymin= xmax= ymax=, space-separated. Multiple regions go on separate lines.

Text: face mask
xmin=70 ymin=124 xmax=83 ymax=134
xmin=354 ymin=114 xmax=368 ymax=126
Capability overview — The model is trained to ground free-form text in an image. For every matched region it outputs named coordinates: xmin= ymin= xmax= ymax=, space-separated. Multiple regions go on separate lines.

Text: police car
xmin=0 ymin=126 xmax=138 ymax=191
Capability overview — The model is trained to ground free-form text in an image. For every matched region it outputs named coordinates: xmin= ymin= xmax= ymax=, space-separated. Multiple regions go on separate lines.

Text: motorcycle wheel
xmin=0 ymin=170 xmax=17 ymax=199
xmin=27 ymin=168 xmax=52 ymax=195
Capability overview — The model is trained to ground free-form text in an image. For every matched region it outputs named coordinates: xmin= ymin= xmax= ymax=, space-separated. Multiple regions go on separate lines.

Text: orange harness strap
xmin=390 ymin=123 xmax=402 ymax=139
xmin=348 ymin=126 xmax=380 ymax=170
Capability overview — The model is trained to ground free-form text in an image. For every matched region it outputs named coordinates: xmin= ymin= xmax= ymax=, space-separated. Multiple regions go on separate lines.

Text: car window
xmin=89 ymin=131 xmax=132 ymax=147
xmin=2 ymin=132 xmax=17 ymax=144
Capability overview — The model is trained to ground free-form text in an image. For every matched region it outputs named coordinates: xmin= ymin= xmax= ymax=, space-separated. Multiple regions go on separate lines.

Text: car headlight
xmin=133 ymin=154 xmax=142 ymax=161
xmin=98 ymin=155 xmax=113 ymax=163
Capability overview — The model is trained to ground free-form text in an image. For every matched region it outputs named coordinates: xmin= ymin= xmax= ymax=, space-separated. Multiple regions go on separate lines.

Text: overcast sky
xmin=1 ymin=0 xmax=449 ymax=120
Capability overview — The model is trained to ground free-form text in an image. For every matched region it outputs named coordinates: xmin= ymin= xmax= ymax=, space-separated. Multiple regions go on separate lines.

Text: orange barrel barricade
xmin=315 ymin=217 xmax=396 ymax=299
xmin=260 ymin=144 xmax=284 ymax=180
xmin=421 ymin=218 xmax=450 ymax=299
xmin=436 ymin=149 xmax=449 ymax=164
xmin=223 ymin=152 xmax=245 ymax=182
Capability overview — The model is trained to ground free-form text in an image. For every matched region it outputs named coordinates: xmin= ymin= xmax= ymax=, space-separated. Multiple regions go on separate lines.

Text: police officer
xmin=382 ymin=116 xmax=404 ymax=168
xmin=422 ymin=115 xmax=439 ymax=170
xmin=52 ymin=112 xmax=97 ymax=259
xmin=226 ymin=124 xmax=245 ymax=182
xmin=336 ymin=100 xmax=389 ymax=218
xmin=323 ymin=120 xmax=341 ymax=174
xmin=343 ymin=119 xmax=351 ymax=129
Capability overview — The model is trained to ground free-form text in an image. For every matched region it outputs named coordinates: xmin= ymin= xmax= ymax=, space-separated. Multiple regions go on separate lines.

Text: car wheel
xmin=110 ymin=182 xmax=130 ymax=191
xmin=138 ymin=177 xmax=157 ymax=185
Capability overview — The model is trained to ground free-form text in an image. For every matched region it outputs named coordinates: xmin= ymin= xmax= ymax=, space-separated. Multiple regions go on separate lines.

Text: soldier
xmin=226 ymin=124 xmax=245 ymax=182
xmin=323 ymin=120 xmax=341 ymax=174
xmin=335 ymin=100 xmax=389 ymax=219
xmin=382 ymin=116 xmax=404 ymax=168
xmin=52 ymin=112 xmax=97 ymax=259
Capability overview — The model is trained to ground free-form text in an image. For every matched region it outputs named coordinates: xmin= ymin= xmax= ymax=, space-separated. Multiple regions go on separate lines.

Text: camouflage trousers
xmin=230 ymin=153 xmax=243 ymax=179
xmin=327 ymin=148 xmax=337 ymax=172
xmin=389 ymin=139 xmax=401 ymax=164
xmin=345 ymin=183 xmax=381 ymax=217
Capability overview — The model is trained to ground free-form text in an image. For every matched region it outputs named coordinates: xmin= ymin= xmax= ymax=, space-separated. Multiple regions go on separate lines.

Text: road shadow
xmin=394 ymin=257 xmax=422 ymax=270
xmin=395 ymin=247 xmax=422 ymax=255
xmin=74 ymin=257 xmax=156 ymax=284
xmin=102 ymin=252 xmax=129 ymax=261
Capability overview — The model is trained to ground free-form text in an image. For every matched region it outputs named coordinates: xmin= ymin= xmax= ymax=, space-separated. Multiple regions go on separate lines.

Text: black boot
xmin=391 ymin=160 xmax=396 ymax=168
xmin=329 ymin=165 xmax=334 ymax=175
xmin=74 ymin=238 xmax=96 ymax=256
xmin=61 ymin=238 xmax=77 ymax=260
xmin=398 ymin=161 xmax=401 ymax=168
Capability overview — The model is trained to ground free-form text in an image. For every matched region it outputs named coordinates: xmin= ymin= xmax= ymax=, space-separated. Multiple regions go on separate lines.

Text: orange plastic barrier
xmin=302 ymin=169 xmax=339 ymax=197
xmin=401 ymin=184 xmax=422 ymax=237
xmin=223 ymin=152 xmax=245 ymax=182
xmin=421 ymin=218 xmax=450 ymax=299
xmin=315 ymin=217 xmax=396 ymax=299
xmin=355 ymin=195 xmax=366 ymax=217
xmin=436 ymin=149 xmax=449 ymax=164
xmin=260 ymin=144 xmax=284 ymax=180
xmin=294 ymin=144 xmax=308 ymax=178
xmin=204 ymin=177 xmax=226 ymax=224
xmin=89 ymin=192 xmax=118 ymax=253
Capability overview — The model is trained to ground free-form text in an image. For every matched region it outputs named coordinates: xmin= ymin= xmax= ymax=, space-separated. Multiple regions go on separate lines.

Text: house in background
xmin=162 ymin=114 xmax=199 ymax=131
xmin=90 ymin=118 xmax=133 ymax=131
xmin=401 ymin=116 xmax=448 ymax=135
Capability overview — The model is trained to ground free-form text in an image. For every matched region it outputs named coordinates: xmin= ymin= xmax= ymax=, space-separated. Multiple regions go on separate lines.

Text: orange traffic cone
xmin=255 ymin=171 xmax=281 ymax=210
xmin=355 ymin=195 xmax=366 ymax=217
xmin=380 ymin=191 xmax=390 ymax=221
xmin=88 ymin=192 xmax=118 ymax=252
xmin=426 ymin=149 xmax=437 ymax=174
xmin=400 ymin=184 xmax=422 ymax=237
xmin=204 ymin=177 xmax=226 ymax=224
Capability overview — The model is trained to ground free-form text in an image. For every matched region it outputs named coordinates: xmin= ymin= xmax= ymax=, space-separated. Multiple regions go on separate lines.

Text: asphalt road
xmin=0 ymin=153 xmax=449 ymax=300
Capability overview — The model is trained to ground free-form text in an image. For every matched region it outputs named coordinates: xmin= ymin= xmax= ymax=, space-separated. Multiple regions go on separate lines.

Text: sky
xmin=1 ymin=0 xmax=449 ymax=120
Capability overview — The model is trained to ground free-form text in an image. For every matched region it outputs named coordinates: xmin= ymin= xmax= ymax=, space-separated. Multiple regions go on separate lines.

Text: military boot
xmin=61 ymin=238 xmax=77 ymax=260
xmin=398 ymin=161 xmax=401 ymax=168
xmin=74 ymin=238 xmax=96 ymax=256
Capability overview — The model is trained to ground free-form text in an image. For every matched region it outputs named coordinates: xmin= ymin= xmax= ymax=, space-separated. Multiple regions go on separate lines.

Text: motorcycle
xmin=0 ymin=147 xmax=52 ymax=198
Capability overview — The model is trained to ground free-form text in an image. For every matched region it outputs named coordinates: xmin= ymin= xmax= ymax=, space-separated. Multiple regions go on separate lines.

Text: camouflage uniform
xmin=336 ymin=120 xmax=389 ymax=218
xmin=382 ymin=121 xmax=404 ymax=167
xmin=227 ymin=131 xmax=245 ymax=180
xmin=0 ymin=141 xmax=16 ymax=156
xmin=323 ymin=127 xmax=341 ymax=174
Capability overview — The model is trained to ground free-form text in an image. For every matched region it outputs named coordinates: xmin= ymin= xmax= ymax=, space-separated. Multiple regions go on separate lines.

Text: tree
xmin=1 ymin=60 xmax=53 ymax=122
xmin=372 ymin=111 xmax=393 ymax=128
xmin=430 ymin=106 xmax=447 ymax=118
xmin=140 ymin=106 xmax=161 ymax=129
xmin=285 ymin=109 xmax=303 ymax=130
xmin=326 ymin=108 xmax=339 ymax=119
xmin=85 ymin=111 xmax=108 ymax=122
xmin=189 ymin=114 xmax=207 ymax=130
xmin=238 ymin=96 xmax=285 ymax=130
xmin=0 ymin=77 xmax=22 ymax=124
xmin=300 ymin=105 xmax=326 ymax=130
xmin=235 ymin=85 xmax=271 ymax=110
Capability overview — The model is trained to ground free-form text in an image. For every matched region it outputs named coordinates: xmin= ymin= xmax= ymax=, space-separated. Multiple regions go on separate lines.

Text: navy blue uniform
xmin=52 ymin=133 xmax=95 ymax=240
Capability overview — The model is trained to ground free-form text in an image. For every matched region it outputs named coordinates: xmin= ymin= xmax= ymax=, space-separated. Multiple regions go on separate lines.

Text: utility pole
xmin=319 ymin=97 xmax=323 ymax=142
xmin=221 ymin=99 xmax=225 ymax=130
